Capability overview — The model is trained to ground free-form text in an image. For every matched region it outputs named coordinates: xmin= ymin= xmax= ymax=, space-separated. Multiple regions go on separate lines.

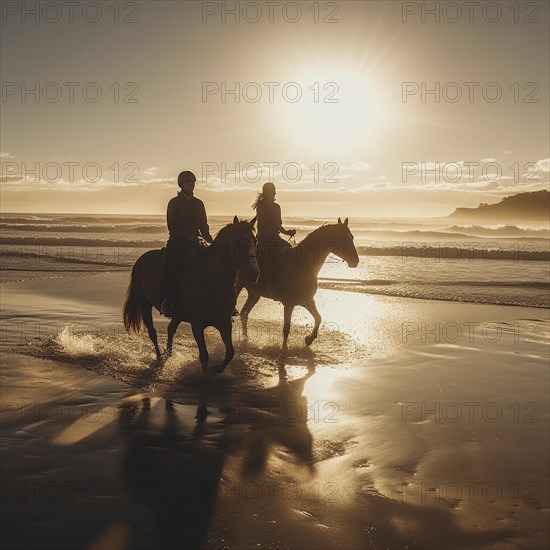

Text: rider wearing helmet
xmin=160 ymin=170 xmax=213 ymax=317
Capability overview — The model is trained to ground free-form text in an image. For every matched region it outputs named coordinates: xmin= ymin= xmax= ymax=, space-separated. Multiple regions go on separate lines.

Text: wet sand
xmin=1 ymin=272 xmax=549 ymax=549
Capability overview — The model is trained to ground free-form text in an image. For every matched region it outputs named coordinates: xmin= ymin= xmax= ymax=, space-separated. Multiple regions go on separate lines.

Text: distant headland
xmin=448 ymin=190 xmax=550 ymax=222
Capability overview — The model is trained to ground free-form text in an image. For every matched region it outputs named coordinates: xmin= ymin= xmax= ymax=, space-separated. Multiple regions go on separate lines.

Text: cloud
xmin=536 ymin=158 xmax=550 ymax=172
xmin=0 ymin=176 xmax=152 ymax=192
xmin=348 ymin=162 xmax=372 ymax=172
xmin=481 ymin=158 xmax=496 ymax=162
xmin=0 ymin=175 xmax=22 ymax=183
xmin=1 ymin=152 xmax=14 ymax=158
xmin=143 ymin=166 xmax=158 ymax=176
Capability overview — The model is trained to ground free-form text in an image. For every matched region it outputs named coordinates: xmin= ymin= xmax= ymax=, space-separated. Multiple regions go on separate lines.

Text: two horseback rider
xmin=160 ymin=175 xmax=294 ymax=316
xmin=126 ymin=171 xmax=358 ymax=359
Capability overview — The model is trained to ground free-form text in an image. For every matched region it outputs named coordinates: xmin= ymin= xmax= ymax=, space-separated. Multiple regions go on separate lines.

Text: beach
xmin=1 ymin=269 xmax=549 ymax=549
xmin=3 ymin=0 xmax=549 ymax=545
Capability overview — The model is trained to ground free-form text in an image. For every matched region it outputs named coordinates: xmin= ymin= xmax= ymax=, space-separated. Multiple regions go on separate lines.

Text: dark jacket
xmin=256 ymin=200 xmax=282 ymax=240
xmin=167 ymin=193 xmax=212 ymax=242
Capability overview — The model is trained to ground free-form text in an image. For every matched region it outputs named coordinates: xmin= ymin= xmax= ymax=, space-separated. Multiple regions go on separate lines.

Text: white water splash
xmin=57 ymin=326 xmax=96 ymax=356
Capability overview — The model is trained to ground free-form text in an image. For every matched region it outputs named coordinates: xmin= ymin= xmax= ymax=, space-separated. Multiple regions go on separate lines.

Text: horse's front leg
xmin=213 ymin=318 xmax=235 ymax=374
xmin=282 ymin=303 xmax=295 ymax=350
xmin=166 ymin=317 xmax=181 ymax=356
xmin=240 ymin=289 xmax=261 ymax=340
xmin=191 ymin=322 xmax=209 ymax=373
xmin=303 ymin=298 xmax=321 ymax=346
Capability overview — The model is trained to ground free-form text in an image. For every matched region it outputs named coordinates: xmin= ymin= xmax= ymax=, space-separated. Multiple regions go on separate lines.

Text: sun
xmin=276 ymin=64 xmax=393 ymax=156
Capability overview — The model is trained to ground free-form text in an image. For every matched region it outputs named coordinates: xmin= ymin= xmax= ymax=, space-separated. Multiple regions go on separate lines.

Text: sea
xmin=1 ymin=213 xmax=549 ymax=308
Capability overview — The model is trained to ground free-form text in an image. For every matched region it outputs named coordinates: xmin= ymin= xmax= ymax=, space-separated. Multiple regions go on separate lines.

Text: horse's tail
xmin=123 ymin=268 xmax=144 ymax=334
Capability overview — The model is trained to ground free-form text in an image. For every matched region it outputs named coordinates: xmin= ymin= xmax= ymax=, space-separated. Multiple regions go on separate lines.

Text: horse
xmin=123 ymin=217 xmax=259 ymax=373
xmin=236 ymin=217 xmax=359 ymax=349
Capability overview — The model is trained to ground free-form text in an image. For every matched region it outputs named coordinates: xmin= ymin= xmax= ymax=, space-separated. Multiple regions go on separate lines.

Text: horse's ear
xmin=338 ymin=217 xmax=342 ymax=224
xmin=344 ymin=217 xmax=349 ymax=226
xmin=250 ymin=215 xmax=257 ymax=227
xmin=233 ymin=215 xmax=239 ymax=224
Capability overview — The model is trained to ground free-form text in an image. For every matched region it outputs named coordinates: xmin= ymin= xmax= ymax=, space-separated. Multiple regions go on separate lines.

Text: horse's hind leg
xmin=191 ymin=322 xmax=209 ymax=373
xmin=213 ymin=318 xmax=234 ymax=374
xmin=303 ymin=298 xmax=322 ymax=347
xmin=235 ymin=277 xmax=245 ymax=300
xmin=240 ymin=290 xmax=260 ymax=340
xmin=166 ymin=317 xmax=181 ymax=356
xmin=283 ymin=303 xmax=295 ymax=350
xmin=141 ymin=303 xmax=162 ymax=360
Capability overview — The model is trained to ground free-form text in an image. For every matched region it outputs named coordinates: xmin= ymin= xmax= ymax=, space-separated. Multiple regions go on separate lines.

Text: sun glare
xmin=277 ymin=65 xmax=393 ymax=155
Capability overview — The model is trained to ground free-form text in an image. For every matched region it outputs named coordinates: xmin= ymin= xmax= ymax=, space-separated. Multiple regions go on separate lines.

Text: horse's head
xmin=326 ymin=218 xmax=359 ymax=268
xmin=215 ymin=216 xmax=259 ymax=283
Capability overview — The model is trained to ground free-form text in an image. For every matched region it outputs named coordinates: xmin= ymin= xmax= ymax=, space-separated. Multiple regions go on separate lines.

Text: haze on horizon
xmin=1 ymin=1 xmax=549 ymax=218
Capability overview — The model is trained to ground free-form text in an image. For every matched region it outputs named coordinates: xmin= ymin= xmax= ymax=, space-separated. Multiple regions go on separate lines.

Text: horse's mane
xmin=214 ymin=222 xmax=233 ymax=239
xmin=296 ymin=222 xmax=336 ymax=247
xmin=211 ymin=220 xmax=255 ymax=246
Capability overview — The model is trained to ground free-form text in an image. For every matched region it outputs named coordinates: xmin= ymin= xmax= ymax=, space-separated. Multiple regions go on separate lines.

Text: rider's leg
xmin=258 ymin=237 xmax=277 ymax=292
xmin=267 ymin=237 xmax=289 ymax=293
xmin=272 ymin=237 xmax=291 ymax=291
xmin=161 ymin=239 xmax=198 ymax=317
xmin=160 ymin=238 xmax=183 ymax=316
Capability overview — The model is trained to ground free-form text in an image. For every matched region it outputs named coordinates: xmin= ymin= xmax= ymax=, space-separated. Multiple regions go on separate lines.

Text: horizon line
xmin=0 ymin=210 xmax=451 ymax=220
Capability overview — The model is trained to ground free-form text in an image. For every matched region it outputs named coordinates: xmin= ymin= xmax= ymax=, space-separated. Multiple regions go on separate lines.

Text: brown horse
xmin=123 ymin=217 xmax=259 ymax=372
xmin=236 ymin=218 xmax=359 ymax=349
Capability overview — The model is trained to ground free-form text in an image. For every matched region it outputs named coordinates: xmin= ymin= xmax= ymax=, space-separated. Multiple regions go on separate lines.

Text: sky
xmin=1 ymin=0 xmax=549 ymax=218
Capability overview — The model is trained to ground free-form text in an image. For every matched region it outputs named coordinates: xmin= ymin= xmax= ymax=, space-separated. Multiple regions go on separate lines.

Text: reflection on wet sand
xmin=118 ymin=356 xmax=316 ymax=549
xmin=3 ymin=299 xmax=548 ymax=549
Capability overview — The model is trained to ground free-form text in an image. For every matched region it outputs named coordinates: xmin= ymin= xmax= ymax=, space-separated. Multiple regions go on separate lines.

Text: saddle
xmin=159 ymin=246 xmax=198 ymax=264
xmin=256 ymin=238 xmax=293 ymax=264
xmin=160 ymin=244 xmax=207 ymax=284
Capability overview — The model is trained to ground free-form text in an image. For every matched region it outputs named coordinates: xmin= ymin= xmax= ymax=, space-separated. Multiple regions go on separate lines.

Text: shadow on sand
xmin=118 ymin=353 xmax=317 ymax=549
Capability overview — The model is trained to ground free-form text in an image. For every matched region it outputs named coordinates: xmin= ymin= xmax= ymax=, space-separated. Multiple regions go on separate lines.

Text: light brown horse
xmin=123 ymin=217 xmax=259 ymax=372
xmin=236 ymin=218 xmax=359 ymax=349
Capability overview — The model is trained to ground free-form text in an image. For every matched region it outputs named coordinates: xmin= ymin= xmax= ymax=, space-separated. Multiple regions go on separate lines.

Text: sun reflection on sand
xmin=302 ymin=368 xmax=339 ymax=404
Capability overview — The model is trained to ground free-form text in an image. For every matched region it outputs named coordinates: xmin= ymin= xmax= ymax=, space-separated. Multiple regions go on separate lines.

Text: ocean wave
xmin=317 ymin=280 xmax=549 ymax=308
xmin=442 ymin=225 xmax=550 ymax=238
xmin=1 ymin=236 xmax=165 ymax=247
xmin=0 ymin=223 xmax=166 ymax=234
xmin=1 ymin=237 xmax=548 ymax=260
xmin=0 ymin=214 xmax=163 ymax=224
xmin=354 ymin=245 xmax=549 ymax=261
xmin=340 ymin=228 xmax=550 ymax=243
xmin=318 ymin=277 xmax=549 ymax=290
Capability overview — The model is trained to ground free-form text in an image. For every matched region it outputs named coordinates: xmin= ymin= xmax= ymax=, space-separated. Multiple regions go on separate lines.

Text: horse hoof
xmin=212 ymin=364 xmax=227 ymax=374
xmin=305 ymin=336 xmax=314 ymax=346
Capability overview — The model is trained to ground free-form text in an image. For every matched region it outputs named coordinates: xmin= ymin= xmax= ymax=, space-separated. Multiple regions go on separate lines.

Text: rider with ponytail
xmin=252 ymin=182 xmax=296 ymax=292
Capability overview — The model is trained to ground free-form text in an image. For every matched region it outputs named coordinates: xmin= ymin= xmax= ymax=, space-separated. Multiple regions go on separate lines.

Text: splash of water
xmin=57 ymin=326 xmax=96 ymax=356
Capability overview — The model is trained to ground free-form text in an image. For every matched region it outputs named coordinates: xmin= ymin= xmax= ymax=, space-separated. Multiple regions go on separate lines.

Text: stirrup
xmin=160 ymin=299 xmax=174 ymax=317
